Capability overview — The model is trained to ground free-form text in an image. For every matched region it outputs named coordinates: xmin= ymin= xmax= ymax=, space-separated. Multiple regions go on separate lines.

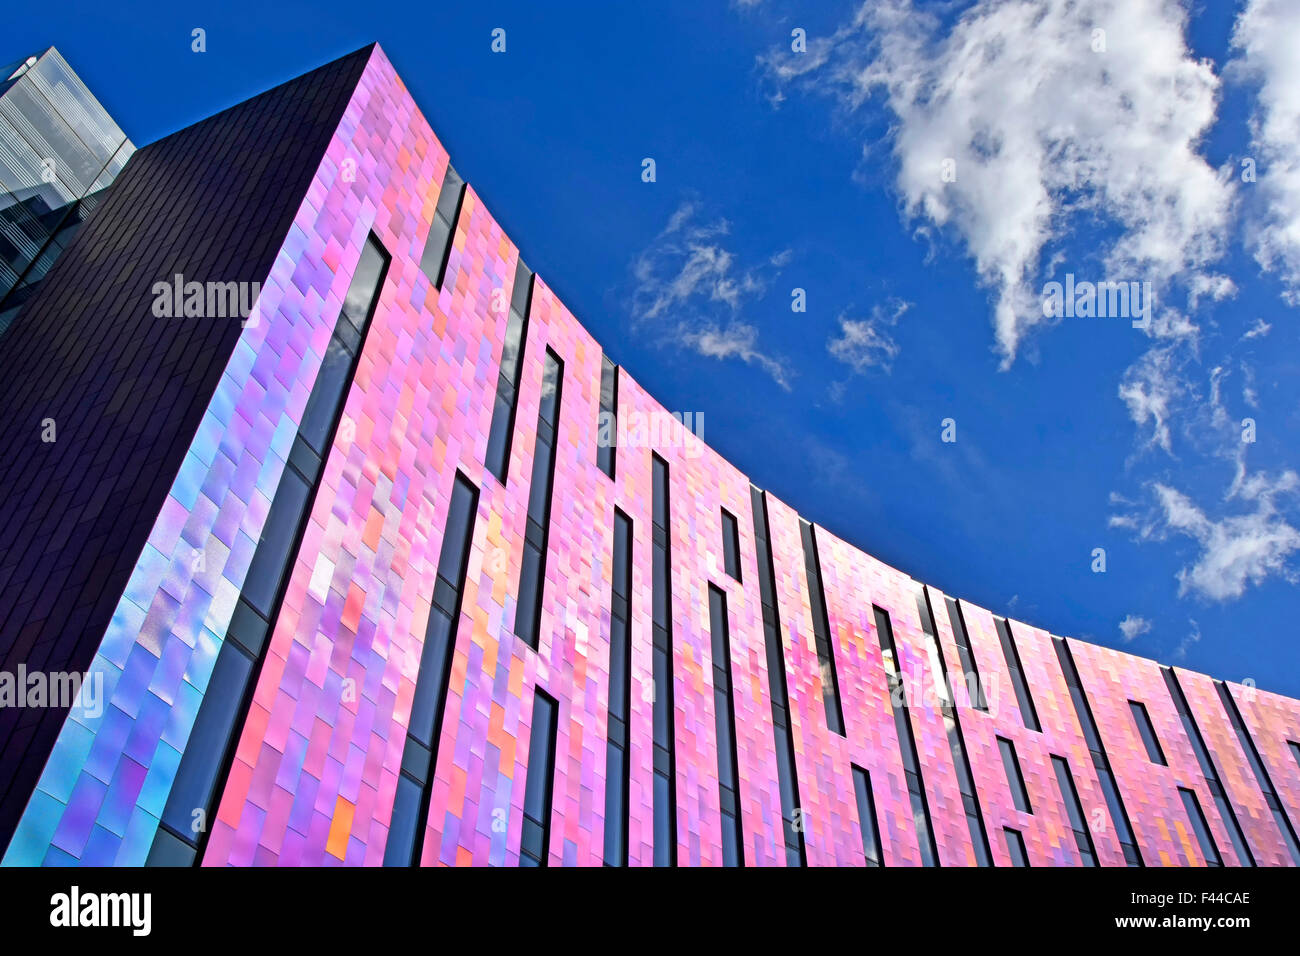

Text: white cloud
xmin=1173 ymin=618 xmax=1201 ymax=660
xmin=1232 ymin=0 xmax=1300 ymax=303
xmin=1119 ymin=614 xmax=1152 ymax=643
xmin=631 ymin=201 xmax=791 ymax=387
xmin=764 ymin=0 xmax=1235 ymax=365
xmin=1150 ymin=471 xmax=1300 ymax=601
xmin=827 ymin=298 xmax=912 ymax=373
xmin=1241 ymin=317 xmax=1271 ymax=340
xmin=1118 ymin=345 xmax=1183 ymax=454
xmin=684 ymin=322 xmax=791 ymax=387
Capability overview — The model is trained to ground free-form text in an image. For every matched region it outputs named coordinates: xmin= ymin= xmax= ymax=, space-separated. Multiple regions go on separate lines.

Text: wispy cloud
xmin=1110 ymin=346 xmax=1300 ymax=603
xmin=1118 ymin=614 xmax=1152 ymax=643
xmin=1140 ymin=471 xmax=1300 ymax=602
xmin=1241 ymin=317 xmax=1271 ymax=341
xmin=827 ymin=297 xmax=912 ymax=373
xmin=631 ymin=200 xmax=792 ymax=388
xmin=1118 ymin=345 xmax=1184 ymax=455
xmin=685 ymin=322 xmax=791 ymax=385
xmin=762 ymin=0 xmax=1235 ymax=366
xmin=1172 ymin=618 xmax=1202 ymax=660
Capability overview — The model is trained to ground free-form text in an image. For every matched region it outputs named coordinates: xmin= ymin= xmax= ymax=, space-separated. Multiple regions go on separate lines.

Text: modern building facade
xmin=0 ymin=43 xmax=1297 ymax=867
xmin=0 ymin=47 xmax=133 ymax=340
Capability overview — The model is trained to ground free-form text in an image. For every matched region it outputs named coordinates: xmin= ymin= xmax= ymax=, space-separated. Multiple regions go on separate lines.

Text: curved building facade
xmin=0 ymin=44 xmax=1297 ymax=867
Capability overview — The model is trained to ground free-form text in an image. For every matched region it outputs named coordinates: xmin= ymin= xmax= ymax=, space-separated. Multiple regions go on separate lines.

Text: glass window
xmin=944 ymin=597 xmax=986 ymax=710
xmin=500 ymin=310 xmax=527 ymax=392
xmin=434 ymin=165 xmax=464 ymax=222
xmin=509 ymin=258 xmax=533 ymax=317
xmin=343 ymin=236 xmax=388 ymax=325
xmin=1128 ymin=700 xmax=1166 ymax=765
xmin=652 ymin=455 xmax=668 ymax=528
xmin=242 ymin=467 xmax=310 ymax=616
xmin=603 ymin=743 xmax=627 ymax=866
xmin=436 ymin=478 xmax=477 ymax=592
xmin=484 ymin=391 xmax=514 ymax=481
xmin=995 ymin=618 xmax=1040 ymax=732
xmin=653 ymin=773 xmax=673 ymax=866
xmin=750 ymin=486 xmax=805 ymax=866
xmin=597 ymin=356 xmax=617 ymax=479
xmin=514 ymin=353 xmax=561 ymax=649
xmin=874 ymin=604 xmax=937 ymax=866
xmin=802 ymin=521 xmax=844 ymax=735
xmin=1178 ymin=788 xmax=1222 ymax=866
xmin=382 ymin=775 xmax=423 ymax=867
xmin=720 ymin=508 xmax=741 ymax=581
xmin=998 ymin=736 xmax=1033 ymax=813
xmin=603 ymin=510 xmax=633 ymax=866
xmin=387 ymin=472 xmax=478 ymax=866
xmin=520 ymin=690 xmax=557 ymax=867
xmin=1051 ymin=755 xmax=1097 ymax=866
xmin=160 ymin=644 xmax=253 ymax=843
xmin=418 ymin=166 xmax=464 ymax=289
xmin=851 ymin=765 xmax=883 ymax=866
xmin=1004 ymin=827 xmax=1029 ymax=867
xmin=418 ymin=216 xmax=452 ymax=281
xmin=708 ymin=584 xmax=743 ymax=866
xmin=298 ymin=337 xmax=353 ymax=455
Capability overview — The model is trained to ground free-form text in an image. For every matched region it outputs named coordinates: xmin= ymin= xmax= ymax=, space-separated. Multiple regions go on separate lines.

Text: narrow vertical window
xmin=874 ymin=605 xmax=938 ymax=866
xmin=1177 ymin=788 xmax=1222 ymax=866
xmin=1003 ymin=827 xmax=1029 ymax=867
xmin=1162 ymin=669 xmax=1254 ymax=865
xmin=720 ymin=508 xmax=741 ymax=582
xmin=603 ymin=509 xmax=633 ymax=866
xmin=801 ymin=520 xmax=845 ymax=736
xmin=1053 ymin=637 xmax=1143 ymax=866
xmin=1128 ymin=701 xmax=1166 ymax=765
xmin=751 ymin=486 xmax=806 ymax=866
xmin=944 ymin=597 xmax=986 ymax=710
xmin=596 ymin=355 xmax=617 ymax=479
xmin=520 ymin=690 xmax=559 ymax=867
xmin=149 ymin=234 xmax=391 ymax=867
xmin=419 ymin=164 xmax=465 ymax=290
xmin=484 ymin=260 xmax=534 ymax=482
xmin=851 ymin=765 xmax=884 ymax=866
xmin=997 ymin=736 xmax=1033 ymax=813
xmin=1290 ymin=741 xmax=1300 ymax=772
xmin=1051 ymin=756 xmax=1097 ymax=866
xmin=513 ymin=349 xmax=562 ymax=649
xmin=651 ymin=454 xmax=677 ymax=865
xmin=708 ymin=584 xmax=744 ymax=866
xmin=917 ymin=585 xmax=991 ymax=864
xmin=384 ymin=472 xmax=480 ymax=866
xmin=995 ymin=617 xmax=1040 ymax=732
xmin=1215 ymin=681 xmax=1300 ymax=864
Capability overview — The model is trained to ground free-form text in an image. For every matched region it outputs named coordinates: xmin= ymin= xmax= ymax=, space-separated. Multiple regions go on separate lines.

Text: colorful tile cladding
xmin=3 ymin=43 xmax=1299 ymax=866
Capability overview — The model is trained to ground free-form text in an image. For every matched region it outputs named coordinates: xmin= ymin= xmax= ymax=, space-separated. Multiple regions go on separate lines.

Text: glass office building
xmin=0 ymin=47 xmax=133 ymax=339
xmin=0 ymin=44 xmax=1296 ymax=867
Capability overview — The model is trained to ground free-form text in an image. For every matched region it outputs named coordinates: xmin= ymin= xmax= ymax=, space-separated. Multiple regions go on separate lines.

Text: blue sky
xmin=9 ymin=0 xmax=1300 ymax=696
